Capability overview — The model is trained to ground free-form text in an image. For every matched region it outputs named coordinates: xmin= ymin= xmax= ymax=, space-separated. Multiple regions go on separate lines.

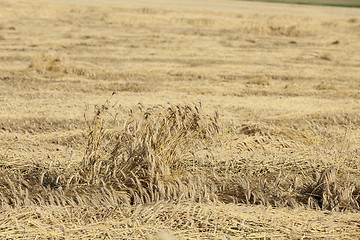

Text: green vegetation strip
xmin=241 ymin=0 xmax=360 ymax=8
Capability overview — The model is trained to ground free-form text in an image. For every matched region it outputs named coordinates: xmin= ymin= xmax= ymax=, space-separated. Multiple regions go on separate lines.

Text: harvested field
xmin=1 ymin=0 xmax=360 ymax=239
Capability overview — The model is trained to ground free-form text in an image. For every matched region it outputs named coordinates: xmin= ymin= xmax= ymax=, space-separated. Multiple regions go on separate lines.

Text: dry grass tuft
xmin=315 ymin=81 xmax=335 ymax=90
xmin=29 ymin=51 xmax=69 ymax=74
xmin=28 ymin=51 xmax=87 ymax=76
xmin=300 ymin=168 xmax=360 ymax=211
xmin=246 ymin=76 xmax=270 ymax=86
xmin=79 ymin=101 xmax=220 ymax=203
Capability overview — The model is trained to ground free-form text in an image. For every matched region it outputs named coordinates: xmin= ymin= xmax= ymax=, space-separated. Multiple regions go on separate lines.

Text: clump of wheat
xmin=28 ymin=51 xmax=69 ymax=74
xmin=78 ymin=101 xmax=219 ymax=203
xmin=28 ymin=51 xmax=86 ymax=75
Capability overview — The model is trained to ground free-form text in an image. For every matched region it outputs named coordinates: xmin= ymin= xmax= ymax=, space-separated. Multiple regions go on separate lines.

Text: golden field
xmin=1 ymin=0 xmax=360 ymax=238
